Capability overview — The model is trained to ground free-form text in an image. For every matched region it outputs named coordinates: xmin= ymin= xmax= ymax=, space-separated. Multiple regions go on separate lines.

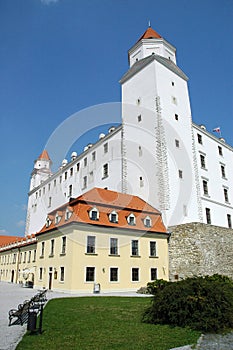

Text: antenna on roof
xmin=148 ymin=20 xmax=151 ymax=27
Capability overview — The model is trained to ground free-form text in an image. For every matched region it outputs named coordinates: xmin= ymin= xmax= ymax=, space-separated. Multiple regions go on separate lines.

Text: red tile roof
xmin=38 ymin=188 xmax=167 ymax=235
xmin=0 ymin=235 xmax=22 ymax=246
xmin=137 ymin=27 xmax=162 ymax=43
xmin=38 ymin=150 xmax=51 ymax=161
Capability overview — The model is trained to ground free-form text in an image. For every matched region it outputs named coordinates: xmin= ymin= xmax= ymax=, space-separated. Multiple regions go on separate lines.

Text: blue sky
xmin=0 ymin=0 xmax=232 ymax=236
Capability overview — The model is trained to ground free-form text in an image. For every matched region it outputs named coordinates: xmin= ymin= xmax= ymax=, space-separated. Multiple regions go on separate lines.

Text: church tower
xmin=120 ymin=25 xmax=202 ymax=226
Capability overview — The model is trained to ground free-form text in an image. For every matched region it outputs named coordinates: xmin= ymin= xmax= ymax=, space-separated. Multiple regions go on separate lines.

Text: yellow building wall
xmin=33 ymin=224 xmax=168 ymax=293
xmin=0 ymin=225 xmax=169 ymax=293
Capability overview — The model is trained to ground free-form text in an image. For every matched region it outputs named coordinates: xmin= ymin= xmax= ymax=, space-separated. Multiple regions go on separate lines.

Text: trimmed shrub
xmin=143 ymin=274 xmax=233 ymax=332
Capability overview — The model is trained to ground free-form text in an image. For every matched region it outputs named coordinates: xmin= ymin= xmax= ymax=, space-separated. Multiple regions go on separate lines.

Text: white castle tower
xmin=120 ymin=26 xmax=201 ymax=226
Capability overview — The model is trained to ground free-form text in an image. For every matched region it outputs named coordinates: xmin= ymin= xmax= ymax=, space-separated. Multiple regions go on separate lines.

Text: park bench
xmin=8 ymin=290 xmax=47 ymax=327
xmin=8 ymin=300 xmax=31 ymax=326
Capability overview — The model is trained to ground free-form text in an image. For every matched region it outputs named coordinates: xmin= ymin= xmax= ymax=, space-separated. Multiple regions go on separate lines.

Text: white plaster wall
xmin=26 ymin=129 xmax=122 ymax=235
xmin=193 ymin=125 xmax=233 ymax=227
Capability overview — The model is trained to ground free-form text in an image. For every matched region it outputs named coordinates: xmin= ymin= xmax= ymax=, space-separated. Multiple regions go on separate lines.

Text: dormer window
xmin=65 ymin=207 xmax=73 ymax=221
xmin=127 ymin=213 xmax=136 ymax=226
xmin=55 ymin=212 xmax=62 ymax=225
xmin=144 ymin=216 xmax=152 ymax=228
xmin=89 ymin=207 xmax=99 ymax=221
xmin=46 ymin=216 xmax=52 ymax=228
xmin=109 ymin=211 xmax=118 ymax=223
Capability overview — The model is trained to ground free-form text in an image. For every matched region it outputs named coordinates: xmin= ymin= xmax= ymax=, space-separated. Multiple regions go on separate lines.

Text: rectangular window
xmin=86 ymin=267 xmax=95 ymax=282
xmin=206 ymin=208 xmax=211 ymax=224
xmin=131 ymin=240 xmax=139 ymax=256
xmin=33 ymin=249 xmax=36 ymax=262
xmin=92 ymin=152 xmax=96 ymax=161
xmin=87 ymin=236 xmax=96 ymax=254
xmin=110 ymin=267 xmax=118 ymax=282
xmin=84 ymin=157 xmax=87 ymax=167
xmin=178 ymin=170 xmax=183 ymax=179
xmin=174 ymin=113 xmax=179 ymax=121
xmin=50 ymin=239 xmax=54 ymax=256
xmin=43 ymin=187 xmax=45 ymax=194
xmin=103 ymin=163 xmax=108 ymax=178
xmin=48 ymin=183 xmax=51 ymax=191
xmin=150 ymin=242 xmax=157 ymax=257
xmin=227 ymin=214 xmax=232 ymax=229
xmin=221 ymin=165 xmax=226 ymax=178
xmin=104 ymin=143 xmax=108 ymax=153
xmin=203 ymin=180 xmax=209 ymax=195
xmin=171 ymin=96 xmax=177 ymax=105
xmin=61 ymin=237 xmax=66 ymax=254
xmin=41 ymin=242 xmax=45 ymax=257
xmin=175 ymin=139 xmax=180 ymax=148
xmin=54 ymin=179 xmax=56 ymax=187
xmin=200 ymin=155 xmax=206 ymax=168
xmin=197 ymin=134 xmax=203 ymax=144
xmin=59 ymin=175 xmax=62 ymax=183
xmin=39 ymin=267 xmax=43 ymax=280
xmin=69 ymin=185 xmax=72 ymax=197
xmin=60 ymin=267 xmax=64 ymax=282
xmin=70 ymin=168 xmax=73 ymax=177
xmin=28 ymin=251 xmax=31 ymax=263
xmin=110 ymin=238 xmax=118 ymax=255
xmin=77 ymin=163 xmax=80 ymax=172
xmin=151 ymin=268 xmax=157 ymax=281
xmin=48 ymin=197 xmax=52 ymax=207
xmin=218 ymin=146 xmax=223 ymax=156
xmin=89 ymin=171 xmax=94 ymax=183
xmin=23 ymin=252 xmax=26 ymax=263
xmin=132 ymin=268 xmax=139 ymax=281
xmin=83 ymin=176 xmax=87 ymax=189
xmin=64 ymin=172 xmax=68 ymax=180
xmin=137 ymin=115 xmax=142 ymax=122
xmin=138 ymin=146 xmax=142 ymax=156
xmin=139 ymin=176 xmax=144 ymax=187
xmin=224 ymin=188 xmax=229 ymax=203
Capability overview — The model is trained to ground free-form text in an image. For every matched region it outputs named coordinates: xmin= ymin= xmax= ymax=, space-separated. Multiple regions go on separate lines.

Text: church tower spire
xmin=128 ymin=25 xmax=176 ymax=67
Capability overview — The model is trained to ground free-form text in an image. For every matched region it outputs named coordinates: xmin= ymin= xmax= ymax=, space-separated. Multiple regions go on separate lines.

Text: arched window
xmin=65 ymin=207 xmax=73 ymax=221
xmin=46 ymin=216 xmax=52 ymax=228
xmin=55 ymin=211 xmax=62 ymax=225
xmin=109 ymin=211 xmax=118 ymax=223
xmin=127 ymin=213 xmax=136 ymax=226
xmin=89 ymin=207 xmax=99 ymax=221
xmin=144 ymin=216 xmax=152 ymax=228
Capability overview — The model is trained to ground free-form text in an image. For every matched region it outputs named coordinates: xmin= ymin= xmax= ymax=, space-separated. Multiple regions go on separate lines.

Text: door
xmin=48 ymin=267 xmax=53 ymax=290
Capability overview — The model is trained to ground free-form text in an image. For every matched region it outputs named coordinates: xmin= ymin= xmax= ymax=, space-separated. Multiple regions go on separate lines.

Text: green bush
xmin=143 ymin=274 xmax=233 ymax=333
xmin=146 ymin=279 xmax=170 ymax=294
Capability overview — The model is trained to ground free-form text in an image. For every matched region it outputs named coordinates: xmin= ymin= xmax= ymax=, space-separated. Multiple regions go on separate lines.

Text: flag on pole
xmin=213 ymin=127 xmax=221 ymax=133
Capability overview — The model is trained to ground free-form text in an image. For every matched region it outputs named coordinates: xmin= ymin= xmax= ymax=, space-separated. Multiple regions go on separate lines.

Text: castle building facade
xmin=0 ymin=188 xmax=169 ymax=292
xmin=26 ymin=26 xmax=233 ymax=235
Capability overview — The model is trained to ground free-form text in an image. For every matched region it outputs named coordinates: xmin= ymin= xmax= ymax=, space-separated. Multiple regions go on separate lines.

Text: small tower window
xmin=175 ymin=114 xmax=179 ymax=121
xmin=175 ymin=139 xmax=180 ymax=148
xmin=138 ymin=115 xmax=142 ymax=122
xmin=137 ymin=98 xmax=141 ymax=105
xmin=172 ymin=81 xmax=175 ymax=86
xmin=178 ymin=170 xmax=183 ymax=179
xmin=103 ymin=143 xmax=108 ymax=153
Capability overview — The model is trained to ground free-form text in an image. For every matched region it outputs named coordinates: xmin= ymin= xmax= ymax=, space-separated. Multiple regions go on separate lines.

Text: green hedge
xmin=143 ymin=274 xmax=233 ymax=333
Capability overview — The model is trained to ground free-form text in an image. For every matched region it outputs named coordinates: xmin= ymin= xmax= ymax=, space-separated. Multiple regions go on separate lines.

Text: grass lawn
xmin=17 ymin=297 xmax=200 ymax=350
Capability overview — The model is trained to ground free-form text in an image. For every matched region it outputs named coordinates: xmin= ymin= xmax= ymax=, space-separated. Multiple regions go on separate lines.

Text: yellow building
xmin=0 ymin=188 xmax=169 ymax=293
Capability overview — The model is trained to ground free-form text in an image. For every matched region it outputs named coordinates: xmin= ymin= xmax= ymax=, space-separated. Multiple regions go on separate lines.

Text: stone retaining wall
xmin=168 ymin=222 xmax=233 ymax=281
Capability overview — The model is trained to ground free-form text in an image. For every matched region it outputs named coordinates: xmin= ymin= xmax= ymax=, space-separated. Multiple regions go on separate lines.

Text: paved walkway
xmin=1 ymin=282 xmax=233 ymax=350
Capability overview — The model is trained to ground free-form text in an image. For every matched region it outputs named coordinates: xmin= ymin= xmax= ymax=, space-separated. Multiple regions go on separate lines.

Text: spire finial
xmin=148 ymin=20 xmax=151 ymax=28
